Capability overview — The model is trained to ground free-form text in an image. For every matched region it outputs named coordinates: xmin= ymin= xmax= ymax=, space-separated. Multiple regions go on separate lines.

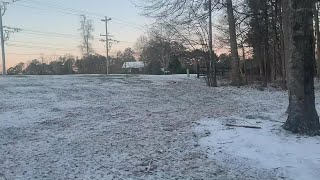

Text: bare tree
xmin=283 ymin=0 xmax=320 ymax=134
xmin=79 ymin=15 xmax=94 ymax=56
xmin=134 ymin=35 xmax=149 ymax=53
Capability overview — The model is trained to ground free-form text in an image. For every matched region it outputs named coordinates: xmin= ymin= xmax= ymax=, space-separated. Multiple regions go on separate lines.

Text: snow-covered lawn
xmin=195 ymin=82 xmax=320 ymax=180
xmin=0 ymin=74 xmax=319 ymax=179
xmin=196 ymin=117 xmax=320 ymax=180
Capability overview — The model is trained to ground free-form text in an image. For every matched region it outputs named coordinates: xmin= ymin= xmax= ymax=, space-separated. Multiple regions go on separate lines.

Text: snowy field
xmin=0 ymin=75 xmax=319 ymax=180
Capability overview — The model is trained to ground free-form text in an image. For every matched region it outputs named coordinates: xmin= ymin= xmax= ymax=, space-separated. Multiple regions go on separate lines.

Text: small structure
xmin=122 ymin=61 xmax=145 ymax=74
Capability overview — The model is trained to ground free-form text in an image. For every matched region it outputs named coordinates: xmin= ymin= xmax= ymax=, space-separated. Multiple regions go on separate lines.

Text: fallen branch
xmin=265 ymin=119 xmax=283 ymax=123
xmin=217 ymin=141 xmax=234 ymax=145
xmin=146 ymin=159 xmax=153 ymax=172
xmin=225 ymin=124 xmax=262 ymax=129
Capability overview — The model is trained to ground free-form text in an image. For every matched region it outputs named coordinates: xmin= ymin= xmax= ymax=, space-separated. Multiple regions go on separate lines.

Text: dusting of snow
xmin=1 ymin=74 xmax=319 ymax=179
xmin=195 ymin=83 xmax=320 ymax=180
xmin=0 ymin=74 xmax=233 ymax=180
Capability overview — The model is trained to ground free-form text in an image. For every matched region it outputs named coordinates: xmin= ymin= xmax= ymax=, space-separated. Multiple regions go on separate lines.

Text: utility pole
xmin=0 ymin=1 xmax=19 ymax=75
xmin=101 ymin=16 xmax=111 ymax=75
xmin=0 ymin=4 xmax=6 ymax=75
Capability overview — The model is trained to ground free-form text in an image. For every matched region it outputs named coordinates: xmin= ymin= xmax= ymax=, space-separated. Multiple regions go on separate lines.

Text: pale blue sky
xmin=3 ymin=0 xmax=151 ymax=67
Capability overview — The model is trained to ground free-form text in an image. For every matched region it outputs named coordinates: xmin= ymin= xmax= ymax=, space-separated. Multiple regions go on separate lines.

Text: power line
xmin=2 ymin=0 xmax=145 ymax=69
xmin=6 ymin=43 xmax=79 ymax=51
xmin=7 ymin=52 xmax=64 ymax=56
xmin=11 ymin=27 xmax=136 ymax=44
xmin=9 ymin=40 xmax=79 ymax=46
xmin=12 ymin=3 xmax=81 ymax=16
xmin=8 ymin=41 xmax=79 ymax=49
xmin=9 ymin=27 xmax=82 ymax=40
xmin=23 ymin=0 xmax=146 ymax=28
xmin=14 ymin=5 xmax=146 ymax=33
xmin=15 ymin=0 xmax=147 ymax=31
xmin=111 ymin=17 xmax=147 ymax=31
xmin=7 ymin=42 xmax=107 ymax=52
xmin=23 ymin=29 xmax=79 ymax=37
xmin=20 ymin=0 xmax=104 ymax=18
xmin=111 ymin=21 xmax=146 ymax=32
xmin=17 ymin=31 xmax=80 ymax=39
xmin=10 ymin=26 xmax=135 ymax=44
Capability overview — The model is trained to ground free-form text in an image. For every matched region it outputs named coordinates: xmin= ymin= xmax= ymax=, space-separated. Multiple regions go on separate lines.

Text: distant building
xmin=122 ymin=61 xmax=145 ymax=74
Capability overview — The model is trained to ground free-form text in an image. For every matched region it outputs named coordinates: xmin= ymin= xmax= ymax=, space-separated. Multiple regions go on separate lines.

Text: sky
xmin=1 ymin=0 xmax=151 ymax=69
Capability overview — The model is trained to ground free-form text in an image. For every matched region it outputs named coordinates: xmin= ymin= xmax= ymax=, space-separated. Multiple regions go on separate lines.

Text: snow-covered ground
xmin=194 ymin=82 xmax=320 ymax=180
xmin=0 ymin=74 xmax=319 ymax=180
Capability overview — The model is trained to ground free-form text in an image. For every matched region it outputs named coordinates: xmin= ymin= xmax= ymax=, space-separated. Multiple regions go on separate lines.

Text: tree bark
xmin=279 ymin=0 xmax=287 ymax=88
xmin=282 ymin=0 xmax=292 ymax=111
xmin=241 ymin=42 xmax=248 ymax=84
xmin=314 ymin=3 xmax=320 ymax=77
xmin=260 ymin=44 xmax=265 ymax=81
xmin=207 ymin=0 xmax=217 ymax=87
xmin=226 ymin=0 xmax=241 ymax=86
xmin=263 ymin=1 xmax=270 ymax=87
xmin=283 ymin=0 xmax=320 ymax=134
xmin=271 ymin=0 xmax=277 ymax=82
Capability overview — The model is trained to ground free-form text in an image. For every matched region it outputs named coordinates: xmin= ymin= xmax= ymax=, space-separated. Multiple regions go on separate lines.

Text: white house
xmin=122 ymin=61 xmax=145 ymax=74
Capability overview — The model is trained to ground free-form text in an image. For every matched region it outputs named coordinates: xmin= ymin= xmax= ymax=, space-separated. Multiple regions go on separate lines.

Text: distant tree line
xmin=9 ymin=40 xmax=232 ymax=75
xmin=8 ymin=50 xmax=130 ymax=75
xmin=8 ymin=57 xmax=76 ymax=75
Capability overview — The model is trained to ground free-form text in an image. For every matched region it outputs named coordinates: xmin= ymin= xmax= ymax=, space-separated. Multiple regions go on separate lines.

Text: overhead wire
xmin=6 ymin=0 xmax=145 ymax=60
xmin=22 ymin=29 xmax=80 ymax=38
xmin=14 ymin=0 xmax=147 ymax=32
xmin=7 ymin=52 xmax=64 ymax=56
xmin=6 ymin=43 xmax=78 ymax=51
xmin=9 ymin=40 xmax=79 ymax=46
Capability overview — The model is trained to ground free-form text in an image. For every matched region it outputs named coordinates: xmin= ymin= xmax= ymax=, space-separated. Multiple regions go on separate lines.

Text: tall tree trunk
xmin=259 ymin=45 xmax=264 ymax=81
xmin=263 ymin=1 xmax=270 ymax=87
xmin=207 ymin=0 xmax=217 ymax=87
xmin=283 ymin=0 xmax=320 ymax=134
xmin=252 ymin=43 xmax=261 ymax=82
xmin=226 ymin=0 xmax=241 ymax=86
xmin=273 ymin=0 xmax=280 ymax=82
xmin=277 ymin=0 xmax=287 ymax=88
xmin=314 ymin=3 xmax=320 ymax=77
xmin=271 ymin=0 xmax=276 ymax=81
xmin=282 ymin=0 xmax=292 ymax=110
xmin=241 ymin=43 xmax=248 ymax=84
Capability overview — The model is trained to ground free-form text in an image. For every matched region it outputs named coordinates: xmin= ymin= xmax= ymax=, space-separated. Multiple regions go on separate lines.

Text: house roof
xmin=122 ymin=61 xmax=145 ymax=69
